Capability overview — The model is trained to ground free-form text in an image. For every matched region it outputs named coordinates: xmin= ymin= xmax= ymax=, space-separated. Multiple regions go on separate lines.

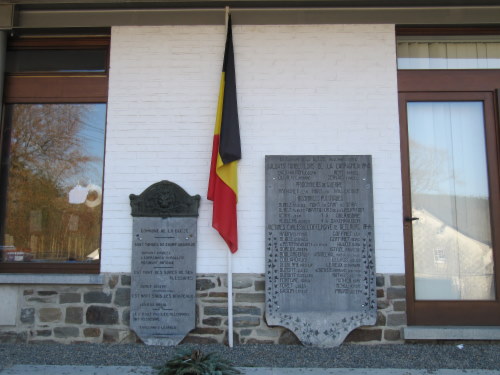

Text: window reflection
xmin=1 ymin=104 xmax=106 ymax=263
xmin=408 ymin=101 xmax=495 ymax=300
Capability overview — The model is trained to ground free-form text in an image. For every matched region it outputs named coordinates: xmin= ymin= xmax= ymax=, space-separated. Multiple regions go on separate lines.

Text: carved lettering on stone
xmin=265 ymin=155 xmax=376 ymax=347
xmin=130 ymin=181 xmax=200 ymax=345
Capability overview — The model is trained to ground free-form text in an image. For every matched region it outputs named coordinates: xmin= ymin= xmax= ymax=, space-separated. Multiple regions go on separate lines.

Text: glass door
xmin=400 ymin=92 xmax=500 ymax=325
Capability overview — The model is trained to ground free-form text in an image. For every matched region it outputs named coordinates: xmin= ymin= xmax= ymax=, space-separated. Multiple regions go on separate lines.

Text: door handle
xmin=404 ymin=217 xmax=419 ymax=222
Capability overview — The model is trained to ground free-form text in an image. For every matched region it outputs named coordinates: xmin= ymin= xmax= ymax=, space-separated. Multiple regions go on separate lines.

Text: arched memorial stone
xmin=129 ymin=180 xmax=200 ymax=345
xmin=265 ymin=155 xmax=376 ymax=347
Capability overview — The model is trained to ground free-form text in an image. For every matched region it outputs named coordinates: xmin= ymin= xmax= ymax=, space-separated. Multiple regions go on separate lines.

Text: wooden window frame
xmin=0 ymin=36 xmax=110 ymax=274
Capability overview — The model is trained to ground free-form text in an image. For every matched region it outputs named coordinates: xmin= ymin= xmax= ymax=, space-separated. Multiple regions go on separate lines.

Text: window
xmin=0 ymin=36 xmax=109 ymax=274
xmin=397 ymin=37 xmax=500 ymax=70
xmin=398 ymin=28 xmax=500 ymax=325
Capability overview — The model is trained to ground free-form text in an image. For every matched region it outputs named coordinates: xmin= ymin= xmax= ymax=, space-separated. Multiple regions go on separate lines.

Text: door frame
xmin=399 ymin=70 xmax=500 ymax=325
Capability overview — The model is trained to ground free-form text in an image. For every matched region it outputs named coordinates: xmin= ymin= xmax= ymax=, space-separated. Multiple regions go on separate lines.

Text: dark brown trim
xmin=0 ymin=108 xmax=11 ymax=255
xmin=10 ymin=0 xmax=500 ymax=7
xmin=413 ymin=300 xmax=500 ymax=326
xmin=397 ymin=26 xmax=500 ymax=36
xmin=4 ymin=75 xmax=108 ymax=103
xmin=398 ymin=92 xmax=416 ymax=325
xmin=398 ymin=70 xmax=500 ymax=93
xmin=7 ymin=36 xmax=110 ymax=49
xmin=0 ymin=263 xmax=100 ymax=274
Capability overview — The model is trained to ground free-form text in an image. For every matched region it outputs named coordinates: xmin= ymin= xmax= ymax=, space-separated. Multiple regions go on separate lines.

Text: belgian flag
xmin=207 ymin=16 xmax=241 ymax=253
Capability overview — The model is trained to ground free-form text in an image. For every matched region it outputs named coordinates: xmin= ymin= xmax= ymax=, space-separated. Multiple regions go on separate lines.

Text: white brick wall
xmin=102 ymin=24 xmax=404 ymax=274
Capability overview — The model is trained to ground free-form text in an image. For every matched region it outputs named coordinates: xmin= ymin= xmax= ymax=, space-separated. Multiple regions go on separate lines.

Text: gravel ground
xmin=0 ymin=343 xmax=499 ymax=370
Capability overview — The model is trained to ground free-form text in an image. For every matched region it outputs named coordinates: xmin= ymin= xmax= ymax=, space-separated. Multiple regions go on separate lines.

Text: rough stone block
xmin=393 ymin=300 xmax=407 ymax=312
xmin=387 ymin=287 xmax=406 ymax=300
xmin=376 ymin=311 xmax=386 ymax=326
xmin=239 ymin=329 xmax=252 ymax=336
xmin=232 ymin=277 xmax=253 ymax=289
xmin=377 ymin=300 xmax=389 ymax=310
xmin=246 ymin=338 xmax=274 ymax=344
xmin=181 ymin=336 xmax=218 ymax=344
xmin=39 ymin=308 xmax=62 ymax=322
xmin=121 ymin=275 xmax=131 ymax=286
xmin=387 ymin=313 xmax=407 ymax=326
xmin=36 ymin=330 xmax=51 ymax=337
xmin=23 ymin=290 xmax=34 ymax=296
xmin=65 ymin=307 xmax=83 ymax=324
xmin=190 ymin=327 xmax=224 ymax=335
xmin=233 ymin=316 xmax=260 ymax=327
xmin=376 ymin=275 xmax=385 ymax=287
xmin=122 ymin=309 xmax=130 ymax=325
xmin=204 ymin=306 xmax=228 ymax=316
xmin=208 ymin=292 xmax=228 ymax=298
xmin=83 ymin=328 xmax=101 ymax=338
xmin=38 ymin=291 xmax=57 ymax=296
xmin=256 ymin=328 xmax=281 ymax=338
xmin=108 ymin=275 xmax=119 ymax=289
xmin=0 ymin=332 xmax=27 ymax=343
xmin=86 ymin=306 xmax=118 ymax=325
xmin=114 ymin=288 xmax=130 ymax=307
xmin=346 ymin=329 xmax=382 ymax=342
xmin=27 ymin=295 xmax=57 ymax=304
xmin=196 ymin=279 xmax=216 ymax=291
xmin=84 ymin=291 xmax=112 ymax=304
xmin=54 ymin=327 xmax=79 ymax=338
xmin=103 ymin=328 xmax=120 ymax=343
xmin=20 ymin=308 xmax=35 ymax=324
xmin=390 ymin=275 xmax=406 ymax=287
xmin=202 ymin=317 xmax=221 ymax=326
xmin=254 ymin=280 xmax=265 ymax=291
xmin=377 ymin=289 xmax=385 ymax=298
xmin=279 ymin=330 xmax=301 ymax=345
xmin=233 ymin=306 xmax=261 ymax=316
xmin=235 ymin=293 xmax=265 ymax=303
xmin=60 ymin=293 xmax=81 ymax=304
xmin=384 ymin=328 xmax=401 ymax=341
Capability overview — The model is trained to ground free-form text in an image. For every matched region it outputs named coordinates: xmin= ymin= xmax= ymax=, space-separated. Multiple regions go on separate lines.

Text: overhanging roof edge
xmin=5 ymin=5 xmax=500 ymax=29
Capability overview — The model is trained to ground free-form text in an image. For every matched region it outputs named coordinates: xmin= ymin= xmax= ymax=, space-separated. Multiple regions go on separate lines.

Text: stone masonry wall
xmin=0 ymin=274 xmax=134 ymax=344
xmin=0 ymin=273 xmax=405 ymax=344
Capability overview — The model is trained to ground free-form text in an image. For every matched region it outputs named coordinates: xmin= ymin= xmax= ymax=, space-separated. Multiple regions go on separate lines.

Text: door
xmin=400 ymin=91 xmax=500 ymax=325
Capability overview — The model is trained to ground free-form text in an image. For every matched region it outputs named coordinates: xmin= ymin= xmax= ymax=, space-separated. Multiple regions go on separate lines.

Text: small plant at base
xmin=155 ymin=348 xmax=242 ymax=375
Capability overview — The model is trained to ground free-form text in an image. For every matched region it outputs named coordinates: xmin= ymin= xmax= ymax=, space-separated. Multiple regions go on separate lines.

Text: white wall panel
xmin=103 ymin=24 xmax=404 ymax=274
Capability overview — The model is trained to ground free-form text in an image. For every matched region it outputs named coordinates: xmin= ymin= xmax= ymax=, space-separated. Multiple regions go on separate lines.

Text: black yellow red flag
xmin=207 ymin=16 xmax=241 ymax=253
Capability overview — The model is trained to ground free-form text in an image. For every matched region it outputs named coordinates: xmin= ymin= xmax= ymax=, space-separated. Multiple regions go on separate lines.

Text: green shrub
xmin=156 ymin=348 xmax=242 ymax=375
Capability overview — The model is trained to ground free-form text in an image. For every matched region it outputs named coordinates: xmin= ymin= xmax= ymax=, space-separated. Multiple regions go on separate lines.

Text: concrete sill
xmin=0 ymin=274 xmax=104 ymax=285
xmin=404 ymin=326 xmax=500 ymax=340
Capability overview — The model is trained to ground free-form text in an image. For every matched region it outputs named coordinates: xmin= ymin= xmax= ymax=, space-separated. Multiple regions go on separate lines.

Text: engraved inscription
xmin=130 ymin=217 xmax=197 ymax=345
xmin=265 ymin=155 xmax=376 ymax=347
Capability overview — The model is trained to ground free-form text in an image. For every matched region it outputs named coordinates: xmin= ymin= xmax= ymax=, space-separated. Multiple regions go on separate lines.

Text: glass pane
xmin=397 ymin=42 xmax=500 ymax=70
xmin=5 ymin=49 xmax=107 ymax=73
xmin=1 ymin=104 xmax=106 ymax=263
xmin=408 ymin=101 xmax=495 ymax=300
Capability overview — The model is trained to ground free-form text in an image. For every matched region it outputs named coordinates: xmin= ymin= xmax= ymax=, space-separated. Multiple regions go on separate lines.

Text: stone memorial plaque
xmin=265 ymin=155 xmax=376 ymax=347
xmin=130 ymin=181 xmax=200 ymax=345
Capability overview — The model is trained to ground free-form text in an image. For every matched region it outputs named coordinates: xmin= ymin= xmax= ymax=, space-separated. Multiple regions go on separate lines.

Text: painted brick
xmin=102 ymin=24 xmax=403 ymax=276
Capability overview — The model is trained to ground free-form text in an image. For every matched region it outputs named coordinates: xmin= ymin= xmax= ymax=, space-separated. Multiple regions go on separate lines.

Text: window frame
xmin=0 ymin=36 xmax=110 ymax=274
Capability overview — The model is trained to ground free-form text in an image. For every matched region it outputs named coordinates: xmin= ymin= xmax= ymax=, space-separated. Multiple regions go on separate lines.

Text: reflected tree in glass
xmin=2 ymin=104 xmax=105 ymax=263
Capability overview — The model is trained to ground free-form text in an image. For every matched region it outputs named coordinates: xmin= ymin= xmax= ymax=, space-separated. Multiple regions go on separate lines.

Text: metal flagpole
xmin=224 ymin=5 xmax=234 ymax=349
